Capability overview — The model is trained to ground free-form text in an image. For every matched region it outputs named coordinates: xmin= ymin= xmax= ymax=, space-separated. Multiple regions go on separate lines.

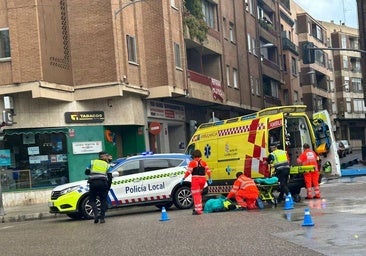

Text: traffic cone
xmin=159 ymin=207 xmax=170 ymax=221
xmin=283 ymin=194 xmax=294 ymax=210
xmin=302 ymin=208 xmax=314 ymax=226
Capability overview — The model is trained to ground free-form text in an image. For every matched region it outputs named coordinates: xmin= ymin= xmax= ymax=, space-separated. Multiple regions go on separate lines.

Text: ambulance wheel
xmin=155 ymin=202 xmax=173 ymax=210
xmin=80 ymin=196 xmax=100 ymax=220
xmin=66 ymin=212 xmax=83 ymax=220
xmin=173 ymin=186 xmax=193 ymax=209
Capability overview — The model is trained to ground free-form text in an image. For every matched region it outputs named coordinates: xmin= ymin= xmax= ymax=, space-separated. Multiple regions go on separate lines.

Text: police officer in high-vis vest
xmin=85 ymin=151 xmax=111 ymax=224
xmin=267 ymin=144 xmax=290 ymax=203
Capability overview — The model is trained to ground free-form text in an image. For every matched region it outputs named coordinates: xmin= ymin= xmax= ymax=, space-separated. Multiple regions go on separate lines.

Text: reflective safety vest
xmin=270 ymin=149 xmax=289 ymax=167
xmin=90 ymin=159 xmax=109 ymax=175
xmin=298 ymin=149 xmax=319 ymax=172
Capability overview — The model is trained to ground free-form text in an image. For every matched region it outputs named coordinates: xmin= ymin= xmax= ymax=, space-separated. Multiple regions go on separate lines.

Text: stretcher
xmin=254 ymin=177 xmax=279 ymax=206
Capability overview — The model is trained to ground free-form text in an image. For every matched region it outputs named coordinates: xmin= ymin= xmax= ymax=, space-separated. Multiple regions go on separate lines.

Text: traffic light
xmin=302 ymin=42 xmax=315 ymax=64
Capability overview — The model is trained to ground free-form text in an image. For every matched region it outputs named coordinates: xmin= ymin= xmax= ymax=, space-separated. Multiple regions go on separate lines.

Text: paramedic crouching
xmin=267 ymin=144 xmax=290 ymax=203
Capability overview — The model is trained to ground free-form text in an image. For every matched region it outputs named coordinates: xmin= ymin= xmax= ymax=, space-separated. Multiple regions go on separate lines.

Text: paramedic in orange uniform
xmin=181 ymin=149 xmax=212 ymax=215
xmin=297 ymin=143 xmax=321 ymax=199
xmin=226 ymin=172 xmax=259 ymax=210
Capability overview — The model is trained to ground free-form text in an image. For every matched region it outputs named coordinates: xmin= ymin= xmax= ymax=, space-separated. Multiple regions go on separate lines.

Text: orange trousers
xmin=304 ymin=171 xmax=321 ymax=198
xmin=191 ymin=176 xmax=206 ymax=213
xmin=235 ymin=189 xmax=259 ymax=209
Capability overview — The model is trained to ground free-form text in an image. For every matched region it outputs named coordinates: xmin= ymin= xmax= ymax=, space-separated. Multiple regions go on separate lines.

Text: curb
xmin=1 ymin=212 xmax=60 ymax=223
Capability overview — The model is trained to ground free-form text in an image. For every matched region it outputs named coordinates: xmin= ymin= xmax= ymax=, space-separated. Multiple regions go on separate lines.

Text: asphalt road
xmin=1 ymin=175 xmax=366 ymax=256
xmin=0 ymin=150 xmax=364 ymax=256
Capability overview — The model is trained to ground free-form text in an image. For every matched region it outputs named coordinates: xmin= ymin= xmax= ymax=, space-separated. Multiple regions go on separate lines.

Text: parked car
xmin=48 ymin=153 xmax=201 ymax=220
xmin=336 ymin=141 xmax=346 ymax=158
xmin=340 ymin=140 xmax=352 ymax=154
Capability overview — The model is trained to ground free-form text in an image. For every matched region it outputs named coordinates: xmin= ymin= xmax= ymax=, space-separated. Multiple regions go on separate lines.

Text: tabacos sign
xmin=65 ymin=111 xmax=105 ymax=123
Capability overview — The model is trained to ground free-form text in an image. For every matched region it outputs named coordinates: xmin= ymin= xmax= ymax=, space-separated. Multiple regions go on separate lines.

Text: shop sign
xmin=210 ymin=78 xmax=224 ymax=102
xmin=147 ymin=101 xmax=185 ymax=121
xmin=65 ymin=111 xmax=104 ymax=123
xmin=0 ymin=149 xmax=11 ymax=166
xmin=28 ymin=146 xmax=40 ymax=155
xmin=72 ymin=141 xmax=103 ymax=154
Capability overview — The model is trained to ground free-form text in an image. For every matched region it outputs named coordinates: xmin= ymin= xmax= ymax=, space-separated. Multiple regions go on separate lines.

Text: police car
xmin=49 ymin=153 xmax=198 ymax=220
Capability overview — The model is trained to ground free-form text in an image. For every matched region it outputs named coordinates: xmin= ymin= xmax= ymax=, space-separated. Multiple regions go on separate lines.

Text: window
xmin=229 ymin=23 xmax=235 ymax=43
xmin=249 ymin=0 xmax=254 ymax=14
xmin=270 ymin=81 xmax=279 ymax=98
xmin=255 ymin=78 xmax=260 ymax=96
xmin=343 ymin=55 xmax=348 ymax=69
xmin=352 ymin=77 xmax=362 ymax=92
xmin=244 ymin=0 xmax=249 ymax=11
xmin=174 ymin=42 xmax=181 ymax=68
xmin=291 ymin=57 xmax=297 ymax=75
xmin=293 ymin=91 xmax=299 ymax=103
xmin=170 ymin=0 xmax=176 ymax=7
xmin=233 ymin=68 xmax=238 ymax=88
xmin=346 ymin=100 xmax=351 ymax=113
xmin=226 ymin=65 xmax=231 ymax=86
xmin=341 ymin=35 xmax=347 ymax=48
xmin=117 ymin=160 xmax=140 ymax=176
xmin=0 ymin=28 xmax=11 ymax=59
xmin=247 ymin=33 xmax=251 ymax=52
xmin=126 ymin=35 xmax=137 ymax=63
xmin=252 ymin=38 xmax=257 ymax=55
xmin=353 ymin=99 xmax=365 ymax=113
xmin=250 ymin=76 xmax=254 ymax=94
xmin=202 ymin=0 xmax=216 ymax=29
xmin=222 ymin=18 xmax=227 ymax=39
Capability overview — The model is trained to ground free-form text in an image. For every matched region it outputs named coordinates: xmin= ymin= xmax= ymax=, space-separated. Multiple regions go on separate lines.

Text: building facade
xmin=0 ymin=0 xmax=364 ymax=193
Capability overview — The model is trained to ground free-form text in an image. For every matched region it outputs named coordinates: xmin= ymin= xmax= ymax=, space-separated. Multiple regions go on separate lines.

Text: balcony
xmin=282 ymin=37 xmax=298 ymax=55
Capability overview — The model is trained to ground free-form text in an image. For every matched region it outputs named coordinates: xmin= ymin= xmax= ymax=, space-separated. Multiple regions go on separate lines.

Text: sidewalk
xmin=0 ymin=203 xmax=60 ymax=223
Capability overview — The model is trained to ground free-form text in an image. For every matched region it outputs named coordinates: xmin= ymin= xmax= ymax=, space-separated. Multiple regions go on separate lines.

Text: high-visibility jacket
xmin=297 ymin=148 xmax=319 ymax=172
xmin=227 ymin=175 xmax=259 ymax=199
xmin=90 ymin=159 xmax=109 ymax=178
xmin=183 ymin=158 xmax=211 ymax=178
xmin=269 ymin=149 xmax=289 ymax=168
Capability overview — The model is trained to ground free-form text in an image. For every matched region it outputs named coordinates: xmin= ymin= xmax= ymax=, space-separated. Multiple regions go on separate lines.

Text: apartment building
xmin=0 ymin=0 xmax=288 ymax=191
xmin=320 ymin=21 xmax=365 ymax=147
xmin=292 ymin=2 xmax=334 ymax=122
xmin=279 ymin=0 xmax=301 ymax=105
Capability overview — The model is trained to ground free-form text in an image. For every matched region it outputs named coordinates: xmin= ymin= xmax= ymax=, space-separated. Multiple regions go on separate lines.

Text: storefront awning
xmin=3 ymin=127 xmax=69 ymax=136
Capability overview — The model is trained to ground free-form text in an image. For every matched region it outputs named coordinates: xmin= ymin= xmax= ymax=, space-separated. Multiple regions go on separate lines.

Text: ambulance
xmin=185 ymin=105 xmax=340 ymax=202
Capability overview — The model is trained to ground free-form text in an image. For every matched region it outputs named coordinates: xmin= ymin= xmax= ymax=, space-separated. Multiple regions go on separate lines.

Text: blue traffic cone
xmin=288 ymin=192 xmax=294 ymax=205
xmin=302 ymin=208 xmax=314 ymax=226
xmin=283 ymin=194 xmax=294 ymax=210
xmin=159 ymin=207 xmax=170 ymax=221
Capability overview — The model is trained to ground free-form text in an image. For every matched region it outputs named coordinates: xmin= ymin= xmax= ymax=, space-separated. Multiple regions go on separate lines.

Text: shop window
xmin=2 ymin=132 xmax=69 ymax=191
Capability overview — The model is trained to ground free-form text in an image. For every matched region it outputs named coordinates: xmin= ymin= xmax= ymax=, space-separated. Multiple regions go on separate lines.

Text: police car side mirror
xmin=112 ymin=171 xmax=119 ymax=178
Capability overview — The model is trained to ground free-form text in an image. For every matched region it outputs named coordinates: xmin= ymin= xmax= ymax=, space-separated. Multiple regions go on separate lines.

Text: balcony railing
xmin=188 ymin=70 xmax=211 ymax=86
xmin=282 ymin=37 xmax=298 ymax=55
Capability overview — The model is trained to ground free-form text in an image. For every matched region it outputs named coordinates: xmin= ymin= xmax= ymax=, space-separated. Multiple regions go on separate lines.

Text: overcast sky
xmin=294 ymin=0 xmax=358 ymax=28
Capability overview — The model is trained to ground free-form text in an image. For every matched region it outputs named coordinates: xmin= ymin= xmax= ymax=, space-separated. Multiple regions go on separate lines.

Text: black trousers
xmin=88 ymin=179 xmax=109 ymax=219
xmin=275 ymin=166 xmax=290 ymax=200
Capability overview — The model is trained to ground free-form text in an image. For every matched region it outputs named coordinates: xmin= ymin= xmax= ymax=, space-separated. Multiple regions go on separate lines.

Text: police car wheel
xmin=173 ymin=186 xmax=193 ymax=209
xmin=80 ymin=196 xmax=100 ymax=220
